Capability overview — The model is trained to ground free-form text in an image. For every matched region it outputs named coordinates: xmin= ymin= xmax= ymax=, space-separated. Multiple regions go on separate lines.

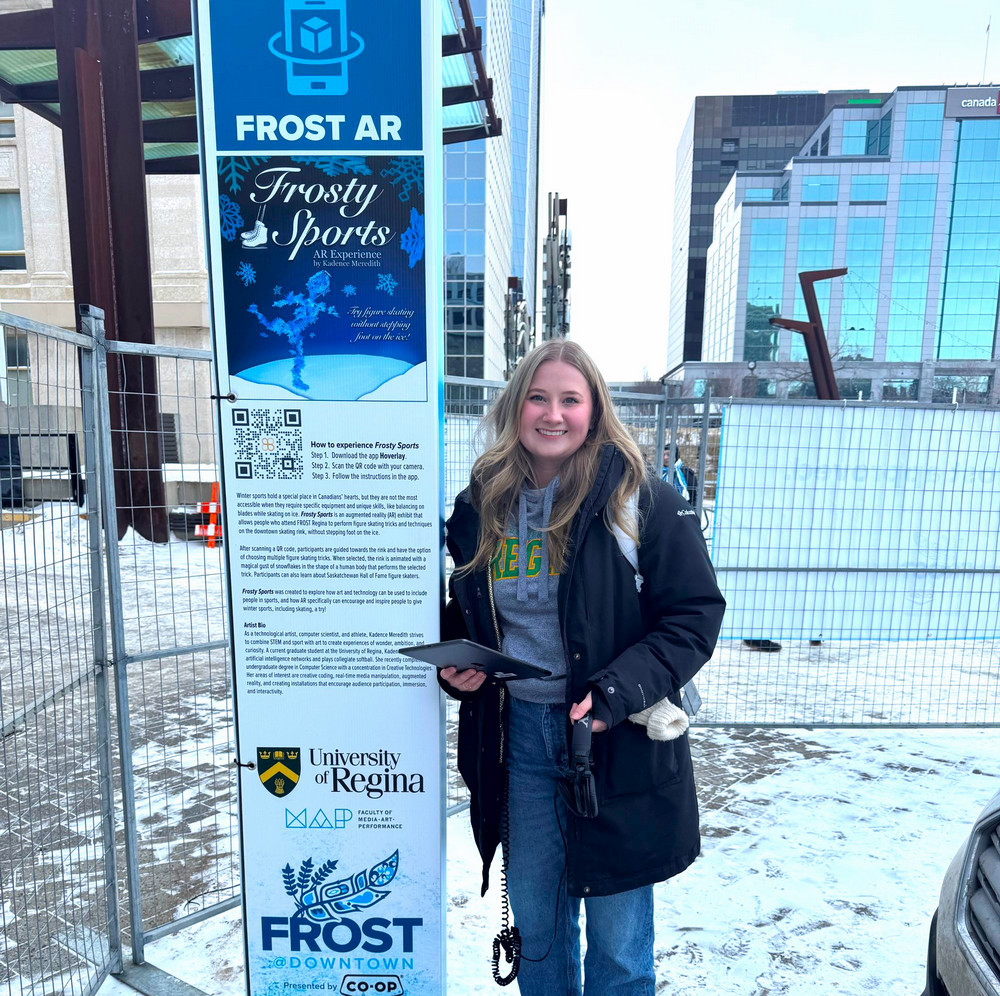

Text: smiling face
xmin=518 ymin=359 xmax=595 ymax=485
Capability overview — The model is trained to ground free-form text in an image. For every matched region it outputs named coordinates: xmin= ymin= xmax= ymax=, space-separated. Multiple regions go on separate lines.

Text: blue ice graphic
xmin=236 ymin=354 xmax=414 ymax=401
xmin=219 ymin=157 xmax=267 ymax=195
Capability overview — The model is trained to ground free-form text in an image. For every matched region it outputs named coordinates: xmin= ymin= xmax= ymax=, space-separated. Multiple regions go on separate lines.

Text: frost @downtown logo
xmin=285 ymin=850 xmax=398 ymax=923
xmin=261 ymin=849 xmax=423 ymax=956
xmin=257 ymin=747 xmax=301 ymax=797
xmin=268 ymin=0 xmax=365 ymax=97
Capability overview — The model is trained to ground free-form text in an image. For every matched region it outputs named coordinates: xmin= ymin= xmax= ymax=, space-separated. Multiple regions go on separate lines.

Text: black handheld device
xmin=399 ymin=639 xmax=551 ymax=681
xmin=558 ymin=713 xmax=599 ymax=819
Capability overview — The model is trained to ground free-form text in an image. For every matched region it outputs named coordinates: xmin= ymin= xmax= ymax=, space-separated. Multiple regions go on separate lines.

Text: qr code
xmin=231 ymin=408 xmax=303 ymax=480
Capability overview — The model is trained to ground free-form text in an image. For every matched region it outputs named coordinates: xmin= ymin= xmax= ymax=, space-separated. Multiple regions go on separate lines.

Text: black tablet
xmin=399 ymin=639 xmax=552 ymax=681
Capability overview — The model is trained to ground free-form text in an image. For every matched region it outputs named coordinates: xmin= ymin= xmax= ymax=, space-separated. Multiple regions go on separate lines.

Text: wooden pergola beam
xmin=142 ymin=115 xmax=197 ymax=143
xmin=0 ymin=8 xmax=56 ymax=49
xmin=442 ymin=25 xmax=482 ymax=57
xmin=16 ymin=64 xmax=195 ymax=104
xmin=53 ymin=0 xmax=167 ymax=542
xmin=1 ymin=0 xmax=190 ymax=48
xmin=134 ymin=0 xmax=192 ymax=41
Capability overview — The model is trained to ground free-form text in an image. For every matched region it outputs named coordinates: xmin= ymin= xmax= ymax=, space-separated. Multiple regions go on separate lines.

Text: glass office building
xmin=669 ymin=90 xmax=889 ymax=372
xmin=694 ymin=86 xmax=1000 ymax=404
xmin=444 ymin=0 xmax=542 ymax=386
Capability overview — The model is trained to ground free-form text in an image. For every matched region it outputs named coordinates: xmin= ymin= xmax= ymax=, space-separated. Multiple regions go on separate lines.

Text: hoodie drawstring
xmin=516 ymin=477 xmax=559 ymax=602
xmin=517 ymin=489 xmax=529 ymax=602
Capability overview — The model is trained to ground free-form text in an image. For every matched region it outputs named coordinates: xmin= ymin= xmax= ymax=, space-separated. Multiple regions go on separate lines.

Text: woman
xmin=441 ymin=339 xmax=725 ymax=994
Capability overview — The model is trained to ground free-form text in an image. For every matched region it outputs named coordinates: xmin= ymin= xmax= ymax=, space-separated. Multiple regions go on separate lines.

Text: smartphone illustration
xmin=284 ymin=0 xmax=348 ymax=96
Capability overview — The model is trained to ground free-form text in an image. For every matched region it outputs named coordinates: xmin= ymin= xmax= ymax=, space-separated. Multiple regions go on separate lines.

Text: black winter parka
xmin=442 ymin=444 xmax=726 ymax=899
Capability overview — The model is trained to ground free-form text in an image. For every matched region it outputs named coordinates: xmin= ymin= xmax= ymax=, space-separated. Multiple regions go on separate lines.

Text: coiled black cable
xmin=492 ymin=762 xmax=521 ymax=985
xmin=492 ymin=784 xmax=570 ymax=985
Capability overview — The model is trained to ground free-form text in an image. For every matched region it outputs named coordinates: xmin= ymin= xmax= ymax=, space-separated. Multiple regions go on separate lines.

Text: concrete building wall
xmin=0 ymin=105 xmax=210 ymax=333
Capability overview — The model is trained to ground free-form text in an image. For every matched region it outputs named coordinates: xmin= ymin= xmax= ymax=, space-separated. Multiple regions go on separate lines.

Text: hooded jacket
xmin=442 ymin=444 xmax=726 ymax=898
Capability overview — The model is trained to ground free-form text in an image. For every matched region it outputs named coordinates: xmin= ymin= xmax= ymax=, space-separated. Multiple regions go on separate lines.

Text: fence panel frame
xmin=0 ymin=305 xmax=120 ymax=993
xmin=6 ymin=325 xmax=998 ymax=967
xmin=703 ymin=396 xmax=1000 ymax=728
xmin=99 ymin=334 xmax=237 ymax=959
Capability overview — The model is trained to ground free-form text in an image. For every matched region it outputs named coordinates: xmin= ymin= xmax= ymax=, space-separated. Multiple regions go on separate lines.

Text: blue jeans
xmin=505 ymin=697 xmax=654 ymax=996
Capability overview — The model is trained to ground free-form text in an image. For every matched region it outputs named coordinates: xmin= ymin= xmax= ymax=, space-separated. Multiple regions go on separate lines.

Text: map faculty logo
xmin=258 ymin=747 xmax=301 ymax=797
xmin=286 ymin=807 xmax=353 ymax=829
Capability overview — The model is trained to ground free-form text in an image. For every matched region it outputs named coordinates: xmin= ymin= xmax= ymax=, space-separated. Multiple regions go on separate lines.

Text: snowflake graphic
xmin=219 ymin=195 xmax=244 ymax=242
xmin=290 ymin=156 xmax=373 ymax=178
xmin=236 ymin=261 xmax=256 ymax=287
xmin=379 ymin=158 xmax=424 ymax=202
xmin=400 ymin=208 xmax=425 ymax=268
xmin=342 ymin=284 xmax=357 ymax=297
xmin=376 ymin=272 xmax=398 ymax=296
xmin=218 ymin=156 xmax=268 ymax=195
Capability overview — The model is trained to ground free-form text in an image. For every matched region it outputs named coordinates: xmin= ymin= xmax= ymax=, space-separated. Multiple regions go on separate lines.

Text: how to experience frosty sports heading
xmin=235 ymin=113 xmax=403 ymax=143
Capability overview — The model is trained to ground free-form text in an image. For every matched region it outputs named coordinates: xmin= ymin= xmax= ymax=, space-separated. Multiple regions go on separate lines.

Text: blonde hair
xmin=458 ymin=338 xmax=647 ymax=576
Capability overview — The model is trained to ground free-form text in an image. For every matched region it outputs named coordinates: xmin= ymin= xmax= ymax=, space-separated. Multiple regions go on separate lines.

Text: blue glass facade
xmin=850 ymin=174 xmax=888 ymax=201
xmin=509 ymin=0 xmax=541 ymax=309
xmin=791 ymin=217 xmax=835 ymax=360
xmin=801 ymin=175 xmax=838 ymax=202
xmin=693 ymin=87 xmax=998 ymax=404
xmin=887 ymin=175 xmax=936 ymax=362
xmin=866 ymin=111 xmax=892 ymax=156
xmin=743 ymin=218 xmax=786 ymax=361
xmin=444 ymin=141 xmax=487 ymax=377
xmin=840 ymin=216 xmax=883 ymax=360
xmin=938 ymin=118 xmax=1000 ymax=360
xmin=841 ymin=120 xmax=868 ymax=155
xmin=903 ymin=103 xmax=944 ymax=162
xmin=443 ymin=0 xmax=542 ymax=382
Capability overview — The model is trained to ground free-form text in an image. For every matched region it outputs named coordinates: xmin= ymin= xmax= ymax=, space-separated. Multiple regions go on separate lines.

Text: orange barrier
xmin=194 ymin=482 xmax=222 ymax=548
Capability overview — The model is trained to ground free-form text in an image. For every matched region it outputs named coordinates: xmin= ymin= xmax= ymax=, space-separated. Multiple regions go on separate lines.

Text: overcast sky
xmin=537 ymin=0 xmax=998 ymax=381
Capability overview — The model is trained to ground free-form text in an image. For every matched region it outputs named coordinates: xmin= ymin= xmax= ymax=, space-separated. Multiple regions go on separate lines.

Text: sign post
xmin=192 ymin=2 xmax=444 ymax=992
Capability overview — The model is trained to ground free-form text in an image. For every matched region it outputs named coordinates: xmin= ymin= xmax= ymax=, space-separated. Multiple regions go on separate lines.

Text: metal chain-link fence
xmin=1 ymin=307 xmax=236 ymax=987
xmin=701 ymin=399 xmax=1000 ymax=727
xmin=1 ymin=311 xmax=120 ymax=995
xmin=98 ymin=337 xmax=237 ymax=960
xmin=3 ymin=305 xmax=998 ymax=981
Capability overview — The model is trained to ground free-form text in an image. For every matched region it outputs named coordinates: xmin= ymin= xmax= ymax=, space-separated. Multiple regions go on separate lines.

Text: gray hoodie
xmin=491 ymin=478 xmax=567 ymax=703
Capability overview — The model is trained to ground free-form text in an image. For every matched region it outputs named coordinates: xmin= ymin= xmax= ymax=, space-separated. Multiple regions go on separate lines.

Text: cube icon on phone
xmin=300 ymin=15 xmax=333 ymax=53
xmin=268 ymin=0 xmax=363 ymax=98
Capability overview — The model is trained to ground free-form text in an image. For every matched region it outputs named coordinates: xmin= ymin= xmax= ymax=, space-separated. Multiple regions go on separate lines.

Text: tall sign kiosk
xmin=192 ymin=2 xmax=444 ymax=993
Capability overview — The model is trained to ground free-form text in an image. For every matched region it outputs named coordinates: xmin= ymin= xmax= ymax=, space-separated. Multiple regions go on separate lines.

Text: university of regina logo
xmin=284 ymin=850 xmax=398 ymax=923
xmin=257 ymin=747 xmax=301 ymax=797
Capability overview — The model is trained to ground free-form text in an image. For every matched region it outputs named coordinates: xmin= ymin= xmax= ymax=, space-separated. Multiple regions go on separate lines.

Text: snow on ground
xmin=98 ymin=725 xmax=1000 ymax=996
xmin=6 ymin=504 xmax=1000 ymax=994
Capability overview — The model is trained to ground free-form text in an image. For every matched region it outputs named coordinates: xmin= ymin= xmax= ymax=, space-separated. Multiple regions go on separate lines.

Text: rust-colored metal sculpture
xmin=769 ymin=268 xmax=847 ymax=400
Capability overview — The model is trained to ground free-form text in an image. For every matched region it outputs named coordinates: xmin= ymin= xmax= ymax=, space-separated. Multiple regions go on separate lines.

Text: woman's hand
xmin=570 ymin=692 xmax=608 ymax=732
xmin=440 ymin=666 xmax=488 ymax=694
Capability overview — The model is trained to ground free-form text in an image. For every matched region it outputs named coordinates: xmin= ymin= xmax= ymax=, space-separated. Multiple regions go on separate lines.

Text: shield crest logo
xmin=257 ymin=747 xmax=301 ymax=797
